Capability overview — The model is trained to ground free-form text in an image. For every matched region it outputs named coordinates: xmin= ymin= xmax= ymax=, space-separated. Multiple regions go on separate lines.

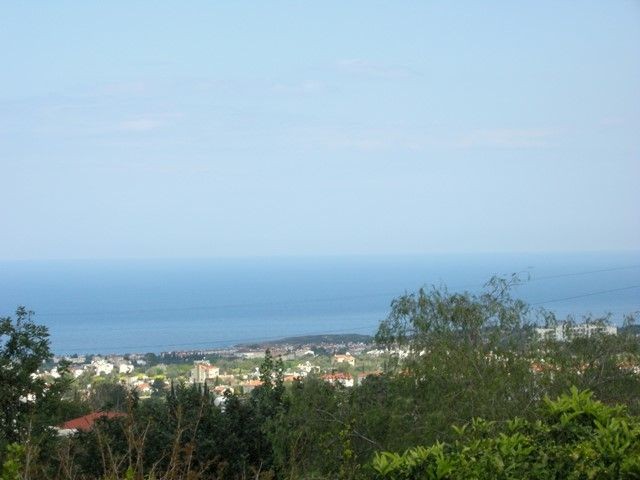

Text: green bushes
xmin=1 ymin=444 xmax=24 ymax=480
xmin=371 ymin=387 xmax=640 ymax=480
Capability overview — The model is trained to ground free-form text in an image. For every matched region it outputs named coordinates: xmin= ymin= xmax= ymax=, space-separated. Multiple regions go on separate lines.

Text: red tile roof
xmin=58 ymin=412 xmax=125 ymax=432
xmin=242 ymin=379 xmax=264 ymax=387
xmin=322 ymin=372 xmax=353 ymax=380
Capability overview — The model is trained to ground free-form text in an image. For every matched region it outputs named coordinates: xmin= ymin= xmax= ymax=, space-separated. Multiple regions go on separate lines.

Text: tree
xmin=268 ymin=375 xmax=345 ymax=478
xmin=253 ymin=349 xmax=286 ymax=419
xmin=88 ymin=381 xmax=129 ymax=411
xmin=239 ymin=349 xmax=287 ymax=474
xmin=0 ymin=307 xmax=52 ymax=446
xmin=150 ymin=378 xmax=166 ymax=399
xmin=373 ymin=277 xmax=537 ymax=448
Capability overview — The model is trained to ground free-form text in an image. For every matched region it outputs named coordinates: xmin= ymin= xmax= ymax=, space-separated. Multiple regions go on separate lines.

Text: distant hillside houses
xmin=536 ymin=322 xmax=617 ymax=342
xmin=322 ymin=372 xmax=354 ymax=387
xmin=332 ymin=353 xmax=355 ymax=367
xmin=119 ymin=363 xmax=134 ymax=374
xmin=241 ymin=379 xmax=263 ymax=394
xmin=91 ymin=358 xmax=114 ymax=375
xmin=191 ymin=360 xmax=220 ymax=384
xmin=295 ymin=360 xmax=320 ymax=376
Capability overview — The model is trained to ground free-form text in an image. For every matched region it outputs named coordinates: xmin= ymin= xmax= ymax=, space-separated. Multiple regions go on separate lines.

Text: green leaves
xmin=372 ymin=443 xmax=451 ymax=480
xmin=0 ymin=307 xmax=53 ymax=446
xmin=371 ymin=389 xmax=640 ymax=480
xmin=0 ymin=444 xmax=24 ymax=480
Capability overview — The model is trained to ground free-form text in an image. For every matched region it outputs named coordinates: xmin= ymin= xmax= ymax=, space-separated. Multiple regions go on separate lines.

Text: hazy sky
xmin=1 ymin=1 xmax=639 ymax=260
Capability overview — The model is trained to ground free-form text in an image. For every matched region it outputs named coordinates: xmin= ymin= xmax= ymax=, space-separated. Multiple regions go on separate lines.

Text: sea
xmin=0 ymin=252 xmax=639 ymax=355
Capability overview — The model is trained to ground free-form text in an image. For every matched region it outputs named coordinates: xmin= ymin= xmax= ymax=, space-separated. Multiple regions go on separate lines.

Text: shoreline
xmin=52 ymin=332 xmax=375 ymax=360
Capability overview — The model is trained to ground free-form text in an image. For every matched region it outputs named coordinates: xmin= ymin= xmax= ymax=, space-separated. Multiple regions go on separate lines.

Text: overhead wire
xmin=59 ymin=281 xmax=640 ymax=353
xmin=35 ymin=263 xmax=640 ymax=318
xmin=8 ymin=265 xmax=640 ymax=351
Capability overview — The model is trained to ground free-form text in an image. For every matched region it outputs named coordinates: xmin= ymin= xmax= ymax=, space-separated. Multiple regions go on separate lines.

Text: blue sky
xmin=1 ymin=1 xmax=639 ymax=259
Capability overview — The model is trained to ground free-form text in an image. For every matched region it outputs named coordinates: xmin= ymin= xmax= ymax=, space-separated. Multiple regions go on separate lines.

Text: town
xmin=42 ymin=334 xmax=385 ymax=405
xmin=38 ymin=322 xmax=639 ymax=413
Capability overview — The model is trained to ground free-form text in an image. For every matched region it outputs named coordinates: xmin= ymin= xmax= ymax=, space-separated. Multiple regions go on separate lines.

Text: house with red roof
xmin=56 ymin=412 xmax=125 ymax=436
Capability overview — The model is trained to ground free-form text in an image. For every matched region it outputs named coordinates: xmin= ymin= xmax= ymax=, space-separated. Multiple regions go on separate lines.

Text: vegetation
xmin=371 ymin=387 xmax=640 ymax=479
xmin=1 ymin=277 xmax=639 ymax=479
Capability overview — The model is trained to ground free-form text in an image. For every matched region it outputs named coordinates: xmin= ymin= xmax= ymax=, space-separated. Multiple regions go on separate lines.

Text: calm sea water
xmin=1 ymin=252 xmax=639 ymax=355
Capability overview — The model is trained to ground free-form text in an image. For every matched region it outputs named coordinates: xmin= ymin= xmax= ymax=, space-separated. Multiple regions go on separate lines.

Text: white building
xmin=91 ymin=359 xmax=114 ymax=375
xmin=536 ymin=322 xmax=617 ymax=342
xmin=118 ymin=363 xmax=134 ymax=374
xmin=295 ymin=349 xmax=315 ymax=357
xmin=295 ymin=361 xmax=319 ymax=376
xmin=322 ymin=373 xmax=354 ymax=388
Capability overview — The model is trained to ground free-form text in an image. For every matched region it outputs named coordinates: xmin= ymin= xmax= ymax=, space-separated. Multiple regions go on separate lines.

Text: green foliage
xmin=370 ymin=277 xmax=540 ymax=450
xmin=88 ymin=381 xmax=130 ymax=411
xmin=0 ymin=306 xmax=77 ymax=478
xmin=371 ymin=388 xmax=640 ymax=479
xmin=1 ymin=444 xmax=24 ymax=480
xmin=268 ymin=375 xmax=345 ymax=478
xmin=539 ymin=314 xmax=640 ymax=414
xmin=0 ymin=307 xmax=51 ymax=445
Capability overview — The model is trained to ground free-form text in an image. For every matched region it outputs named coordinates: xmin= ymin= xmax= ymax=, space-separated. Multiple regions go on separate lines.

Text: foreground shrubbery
xmin=371 ymin=387 xmax=640 ymax=479
xmin=3 ymin=387 xmax=640 ymax=479
xmin=2 ymin=278 xmax=640 ymax=479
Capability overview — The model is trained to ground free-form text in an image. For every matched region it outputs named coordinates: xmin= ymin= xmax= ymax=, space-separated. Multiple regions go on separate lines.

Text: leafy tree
xmin=0 ymin=307 xmax=52 ymax=446
xmin=150 ymin=378 xmax=166 ymax=399
xmin=239 ymin=349 xmax=288 ymax=474
xmin=268 ymin=375 xmax=345 ymax=478
xmin=88 ymin=381 xmax=130 ymax=412
xmin=373 ymin=277 xmax=537 ymax=447
xmin=0 ymin=307 xmax=83 ymax=478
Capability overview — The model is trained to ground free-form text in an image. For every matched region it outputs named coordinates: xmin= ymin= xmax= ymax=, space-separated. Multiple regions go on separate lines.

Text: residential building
xmin=190 ymin=360 xmax=220 ymax=384
xmin=332 ymin=353 xmax=355 ymax=367
xmin=536 ymin=322 xmax=617 ymax=342
xmin=322 ymin=372 xmax=354 ymax=387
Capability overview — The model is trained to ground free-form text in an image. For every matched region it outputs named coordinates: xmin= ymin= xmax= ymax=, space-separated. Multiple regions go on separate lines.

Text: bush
xmin=371 ymin=387 xmax=640 ymax=479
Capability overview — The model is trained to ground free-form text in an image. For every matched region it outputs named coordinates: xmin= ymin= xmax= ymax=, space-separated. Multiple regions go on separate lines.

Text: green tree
xmin=253 ymin=349 xmax=286 ymax=420
xmin=88 ymin=381 xmax=130 ymax=411
xmin=0 ymin=307 xmax=52 ymax=446
xmin=268 ymin=375 xmax=345 ymax=478
xmin=373 ymin=277 xmax=537 ymax=448
xmin=150 ymin=378 xmax=166 ymax=399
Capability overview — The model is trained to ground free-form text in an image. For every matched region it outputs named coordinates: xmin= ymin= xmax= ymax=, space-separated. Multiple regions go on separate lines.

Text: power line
xmin=528 ymin=264 xmax=640 ymax=282
xmin=58 ymin=323 xmax=378 ymax=354
xmin=54 ymin=284 xmax=640 ymax=354
xmin=530 ymin=285 xmax=640 ymax=306
xmin=34 ymin=264 xmax=640 ymax=318
xmin=37 ymin=293 xmax=396 ymax=318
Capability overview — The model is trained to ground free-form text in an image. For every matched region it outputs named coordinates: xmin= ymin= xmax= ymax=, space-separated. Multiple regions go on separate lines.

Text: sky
xmin=1 ymin=1 xmax=639 ymax=260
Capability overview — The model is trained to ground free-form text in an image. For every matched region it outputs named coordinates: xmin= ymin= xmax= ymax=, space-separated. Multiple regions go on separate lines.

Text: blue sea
xmin=1 ymin=252 xmax=639 ymax=355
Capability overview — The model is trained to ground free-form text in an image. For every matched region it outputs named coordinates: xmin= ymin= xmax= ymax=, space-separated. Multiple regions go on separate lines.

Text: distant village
xmin=38 ymin=322 xmax=636 ymax=411
xmin=30 ymin=323 xmax=640 ymax=437
xmin=42 ymin=336 xmax=384 ymax=407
